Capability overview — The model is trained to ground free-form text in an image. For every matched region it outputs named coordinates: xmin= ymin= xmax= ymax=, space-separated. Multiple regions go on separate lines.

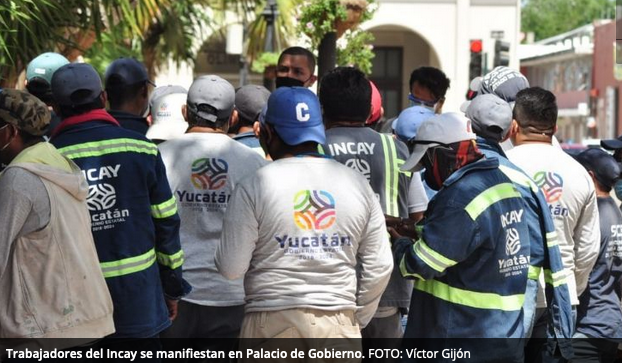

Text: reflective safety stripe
xmin=157 ymin=250 xmax=185 ymax=269
xmin=544 ymin=269 xmax=567 ymax=287
xmin=400 ymin=256 xmax=425 ymax=280
xmin=317 ymin=144 xmax=325 ymax=154
xmin=396 ymin=158 xmax=412 ymax=177
xmin=414 ymin=279 xmax=525 ymax=311
xmin=464 ymin=183 xmax=521 ymax=220
xmin=58 ymin=138 xmax=158 ymax=159
xmin=151 ymin=196 xmax=178 ymax=219
xmin=546 ymin=231 xmax=559 ymax=248
xmin=100 ymin=248 xmax=156 ymax=278
xmin=499 ymin=165 xmax=539 ymax=193
xmin=413 ymin=239 xmax=458 ymax=273
xmin=528 ymin=265 xmax=541 ymax=280
xmin=380 ymin=134 xmax=399 ymax=217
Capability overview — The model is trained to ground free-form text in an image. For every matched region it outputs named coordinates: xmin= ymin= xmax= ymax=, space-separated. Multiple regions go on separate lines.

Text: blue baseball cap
xmin=262 ymin=87 xmax=325 ymax=146
xmin=105 ymin=57 xmax=155 ymax=88
xmin=575 ymin=148 xmax=621 ymax=189
xmin=392 ymin=106 xmax=435 ymax=143
xmin=51 ymin=63 xmax=103 ymax=106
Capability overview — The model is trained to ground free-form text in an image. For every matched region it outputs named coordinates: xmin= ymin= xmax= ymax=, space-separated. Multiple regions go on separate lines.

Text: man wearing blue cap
xmin=105 ymin=57 xmax=156 ymax=135
xmin=49 ymin=63 xmax=190 ymax=353
xmin=215 ymin=87 xmax=393 ymax=339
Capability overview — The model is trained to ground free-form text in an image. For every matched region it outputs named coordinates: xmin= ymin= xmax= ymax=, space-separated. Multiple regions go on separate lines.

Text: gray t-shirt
xmin=159 ymin=132 xmax=268 ymax=306
xmin=215 ymin=157 xmax=394 ymax=327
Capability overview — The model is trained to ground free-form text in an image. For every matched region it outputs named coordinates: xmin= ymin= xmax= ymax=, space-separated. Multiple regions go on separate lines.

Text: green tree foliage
xmin=522 ymin=0 xmax=615 ymax=41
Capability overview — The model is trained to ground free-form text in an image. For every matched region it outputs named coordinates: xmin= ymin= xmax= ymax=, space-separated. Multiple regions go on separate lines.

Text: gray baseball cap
xmin=235 ymin=85 xmax=271 ymax=123
xmin=478 ymin=66 xmax=529 ymax=103
xmin=187 ymin=75 xmax=235 ymax=122
xmin=466 ymin=94 xmax=513 ymax=142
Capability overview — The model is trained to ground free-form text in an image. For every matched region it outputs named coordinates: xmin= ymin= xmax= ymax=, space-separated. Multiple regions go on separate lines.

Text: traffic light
xmin=469 ymin=39 xmax=483 ymax=81
xmin=494 ymin=40 xmax=510 ymax=67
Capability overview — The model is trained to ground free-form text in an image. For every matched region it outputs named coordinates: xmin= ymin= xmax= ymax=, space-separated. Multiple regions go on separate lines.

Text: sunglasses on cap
xmin=406 ymin=138 xmax=451 ymax=154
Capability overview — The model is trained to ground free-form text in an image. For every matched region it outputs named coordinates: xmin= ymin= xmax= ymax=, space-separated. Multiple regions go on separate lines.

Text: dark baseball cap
xmin=51 ymin=63 xmax=103 ymax=107
xmin=104 ymin=57 xmax=155 ymax=88
xmin=235 ymin=85 xmax=271 ymax=123
xmin=601 ymin=136 xmax=622 ymax=150
xmin=0 ymin=89 xmax=51 ymax=136
xmin=478 ymin=66 xmax=529 ymax=103
xmin=575 ymin=148 xmax=621 ymax=189
xmin=466 ymin=94 xmax=513 ymax=142
xmin=187 ymin=75 xmax=235 ymax=122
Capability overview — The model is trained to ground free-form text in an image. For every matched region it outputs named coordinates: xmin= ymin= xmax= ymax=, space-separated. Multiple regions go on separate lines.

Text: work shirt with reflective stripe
xmin=51 ymin=119 xmax=189 ymax=338
xmin=394 ymin=157 xmax=530 ymax=345
xmin=477 ymin=138 xmax=574 ymax=356
xmin=323 ymin=126 xmax=413 ymax=309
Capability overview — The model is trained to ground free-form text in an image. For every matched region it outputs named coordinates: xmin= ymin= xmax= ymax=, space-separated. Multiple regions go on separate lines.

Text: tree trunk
xmin=317 ymin=32 xmax=337 ymax=85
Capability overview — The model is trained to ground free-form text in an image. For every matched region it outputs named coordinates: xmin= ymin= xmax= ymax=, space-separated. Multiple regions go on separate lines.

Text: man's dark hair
xmin=278 ymin=47 xmax=316 ymax=74
xmin=26 ymin=79 xmax=53 ymax=105
xmin=105 ymin=76 xmax=146 ymax=109
xmin=409 ymin=67 xmax=451 ymax=100
xmin=187 ymin=107 xmax=228 ymax=130
xmin=57 ymin=95 xmax=105 ymax=118
xmin=513 ymin=87 xmax=558 ymax=134
xmin=319 ymin=67 xmax=371 ymax=123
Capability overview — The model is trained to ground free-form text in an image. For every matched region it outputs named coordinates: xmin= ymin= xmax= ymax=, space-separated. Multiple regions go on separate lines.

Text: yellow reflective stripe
xmin=413 ymin=239 xmax=458 ymax=273
xmin=381 ymin=134 xmax=399 ymax=217
xmin=399 ymin=255 xmax=425 ymax=280
xmin=528 ymin=265 xmax=541 ymax=280
xmin=465 ymin=183 xmax=521 ymax=220
xmin=499 ymin=165 xmax=539 ymax=193
xmin=396 ymin=159 xmax=412 ymax=177
xmin=100 ymin=248 xmax=156 ymax=278
xmin=317 ymin=144 xmax=325 ymax=154
xmin=151 ymin=196 xmax=177 ymax=219
xmin=546 ymin=231 xmax=559 ymax=248
xmin=414 ymin=279 xmax=525 ymax=311
xmin=58 ymin=138 xmax=158 ymax=159
xmin=157 ymin=250 xmax=185 ymax=269
xmin=544 ymin=269 xmax=567 ymax=287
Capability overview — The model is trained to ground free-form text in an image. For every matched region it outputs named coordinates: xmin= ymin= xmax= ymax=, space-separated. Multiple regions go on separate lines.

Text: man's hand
xmin=165 ymin=298 xmax=179 ymax=321
xmin=385 ymin=215 xmax=419 ymax=240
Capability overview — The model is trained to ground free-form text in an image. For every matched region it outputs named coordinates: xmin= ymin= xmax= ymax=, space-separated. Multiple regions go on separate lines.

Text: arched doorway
xmin=367 ymin=25 xmax=441 ymax=119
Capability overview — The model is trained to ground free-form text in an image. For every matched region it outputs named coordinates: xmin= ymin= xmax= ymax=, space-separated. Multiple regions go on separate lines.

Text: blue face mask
xmin=408 ymin=94 xmax=437 ymax=112
xmin=614 ymin=180 xmax=622 ymax=201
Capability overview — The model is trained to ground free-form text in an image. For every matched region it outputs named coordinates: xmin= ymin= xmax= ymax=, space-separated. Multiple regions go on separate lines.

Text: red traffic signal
xmin=470 ymin=39 xmax=483 ymax=53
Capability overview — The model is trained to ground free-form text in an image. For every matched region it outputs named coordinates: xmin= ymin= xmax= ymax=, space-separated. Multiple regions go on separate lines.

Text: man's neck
xmin=187 ymin=126 xmax=225 ymax=134
xmin=512 ymin=132 xmax=553 ymax=146
xmin=325 ymin=119 xmax=365 ymax=130
xmin=236 ymin=126 xmax=254 ymax=134
xmin=272 ymin=144 xmax=321 ymax=160
xmin=110 ymin=104 xmax=145 ymax=118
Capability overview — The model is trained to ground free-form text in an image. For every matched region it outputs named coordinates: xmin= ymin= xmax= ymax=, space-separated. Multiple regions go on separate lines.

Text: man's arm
xmin=572 ymin=184 xmax=600 ymax=297
xmin=150 ymin=152 xmax=190 ymax=302
xmin=355 ymin=190 xmax=394 ymax=328
xmin=216 ymin=182 xmax=258 ymax=280
xmin=0 ymin=168 xmax=48 ymax=283
xmin=393 ymin=206 xmax=479 ymax=281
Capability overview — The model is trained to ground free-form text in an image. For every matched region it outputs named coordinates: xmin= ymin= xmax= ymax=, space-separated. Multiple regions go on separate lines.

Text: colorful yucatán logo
xmin=191 ymin=158 xmax=228 ymax=190
xmin=294 ymin=190 xmax=336 ymax=230
xmin=533 ymin=171 xmax=564 ymax=203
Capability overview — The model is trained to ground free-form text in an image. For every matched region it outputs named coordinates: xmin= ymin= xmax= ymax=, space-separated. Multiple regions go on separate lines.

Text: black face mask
xmin=275 ymin=76 xmax=306 ymax=88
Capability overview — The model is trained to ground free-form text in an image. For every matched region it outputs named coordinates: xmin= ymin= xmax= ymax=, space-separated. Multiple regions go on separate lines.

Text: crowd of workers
xmin=0 ymin=45 xmax=621 ymax=363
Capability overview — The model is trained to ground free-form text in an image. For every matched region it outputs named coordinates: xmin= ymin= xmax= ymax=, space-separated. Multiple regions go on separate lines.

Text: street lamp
xmin=262 ymin=0 xmax=278 ymax=89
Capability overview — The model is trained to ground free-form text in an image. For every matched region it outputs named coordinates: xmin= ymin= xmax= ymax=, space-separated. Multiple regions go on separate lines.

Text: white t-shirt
xmin=159 ymin=132 xmax=269 ymax=306
xmin=507 ymin=143 xmax=600 ymax=305
xmin=215 ymin=157 xmax=394 ymax=327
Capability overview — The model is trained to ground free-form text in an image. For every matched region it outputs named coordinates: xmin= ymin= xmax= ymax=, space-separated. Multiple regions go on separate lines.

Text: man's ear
xmin=182 ymin=105 xmax=188 ymax=122
xmin=435 ymin=98 xmax=445 ymax=114
xmin=230 ymin=109 xmax=239 ymax=129
xmin=306 ymin=75 xmax=317 ymax=88
xmin=509 ymin=119 xmax=520 ymax=136
xmin=253 ymin=120 xmax=261 ymax=138
xmin=101 ymin=91 xmax=108 ymax=107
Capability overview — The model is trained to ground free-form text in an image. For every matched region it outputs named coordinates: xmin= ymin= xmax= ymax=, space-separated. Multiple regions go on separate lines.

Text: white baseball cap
xmin=146 ymin=92 xmax=189 ymax=141
xmin=401 ymin=112 xmax=477 ymax=172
